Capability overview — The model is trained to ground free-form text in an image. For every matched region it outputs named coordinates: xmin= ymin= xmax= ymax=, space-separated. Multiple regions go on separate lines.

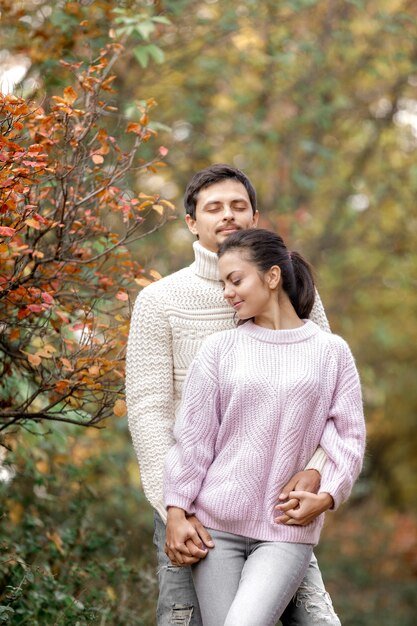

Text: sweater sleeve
xmin=164 ymin=344 xmax=221 ymax=514
xmin=125 ymin=286 xmax=174 ymax=518
xmin=319 ymin=338 xmax=366 ymax=509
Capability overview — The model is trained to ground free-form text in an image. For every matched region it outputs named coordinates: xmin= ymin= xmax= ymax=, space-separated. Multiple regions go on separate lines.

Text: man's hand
xmin=274 ymin=491 xmax=333 ymax=526
xmin=165 ymin=508 xmax=214 ymax=566
xmin=276 ymin=469 xmax=321 ymax=522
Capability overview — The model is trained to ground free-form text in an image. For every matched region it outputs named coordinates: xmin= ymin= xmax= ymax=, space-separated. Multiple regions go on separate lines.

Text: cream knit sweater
xmin=126 ymin=241 xmax=331 ymax=522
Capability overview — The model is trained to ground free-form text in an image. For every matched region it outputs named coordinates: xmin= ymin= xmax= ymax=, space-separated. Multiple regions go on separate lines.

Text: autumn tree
xmin=0 ymin=42 xmax=173 ymax=439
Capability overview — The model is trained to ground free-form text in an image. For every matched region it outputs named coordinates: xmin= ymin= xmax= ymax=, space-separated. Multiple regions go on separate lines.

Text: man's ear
xmin=252 ymin=210 xmax=260 ymax=228
xmin=267 ymin=265 xmax=281 ymax=290
xmin=185 ymin=213 xmax=198 ymax=236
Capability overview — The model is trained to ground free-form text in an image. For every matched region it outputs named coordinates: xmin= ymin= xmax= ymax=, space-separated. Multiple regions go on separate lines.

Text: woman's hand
xmin=274 ymin=491 xmax=334 ymax=526
xmin=165 ymin=507 xmax=214 ymax=565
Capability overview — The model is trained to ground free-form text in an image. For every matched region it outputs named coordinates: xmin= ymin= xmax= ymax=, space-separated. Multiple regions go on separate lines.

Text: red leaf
xmin=0 ymin=226 xmax=16 ymax=237
xmin=27 ymin=304 xmax=44 ymax=313
xmin=41 ymin=291 xmax=54 ymax=304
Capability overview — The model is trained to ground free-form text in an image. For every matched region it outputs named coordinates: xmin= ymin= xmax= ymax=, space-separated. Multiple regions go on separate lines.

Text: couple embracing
xmin=126 ymin=165 xmax=365 ymax=626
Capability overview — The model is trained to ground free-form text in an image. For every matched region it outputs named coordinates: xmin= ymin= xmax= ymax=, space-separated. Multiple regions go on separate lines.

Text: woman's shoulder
xmin=313 ymin=326 xmax=355 ymax=366
xmin=200 ymin=327 xmax=239 ymax=353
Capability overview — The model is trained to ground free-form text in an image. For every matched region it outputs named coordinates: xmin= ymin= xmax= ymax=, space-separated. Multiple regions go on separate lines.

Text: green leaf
xmin=133 ymin=46 xmax=150 ymax=68
xmin=133 ymin=45 xmax=165 ymax=68
xmin=152 ymin=16 xmax=171 ymax=25
xmin=134 ymin=22 xmax=156 ymax=41
xmin=147 ymin=44 xmax=165 ymax=64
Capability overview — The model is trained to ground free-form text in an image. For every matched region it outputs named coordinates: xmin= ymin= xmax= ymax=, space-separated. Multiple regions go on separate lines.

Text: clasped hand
xmin=165 ymin=508 xmax=214 ymax=566
xmin=275 ymin=490 xmax=333 ymax=525
xmin=274 ymin=468 xmax=333 ymax=526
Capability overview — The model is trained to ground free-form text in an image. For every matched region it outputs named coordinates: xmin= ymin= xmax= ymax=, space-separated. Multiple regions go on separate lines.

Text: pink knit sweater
xmin=164 ymin=320 xmax=366 ymax=545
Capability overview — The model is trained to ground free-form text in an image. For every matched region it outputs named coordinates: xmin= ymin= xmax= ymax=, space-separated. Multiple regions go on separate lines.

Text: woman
xmin=164 ymin=229 xmax=366 ymax=626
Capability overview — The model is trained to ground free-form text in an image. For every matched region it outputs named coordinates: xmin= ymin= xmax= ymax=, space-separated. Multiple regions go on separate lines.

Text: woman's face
xmin=219 ymin=250 xmax=277 ymax=321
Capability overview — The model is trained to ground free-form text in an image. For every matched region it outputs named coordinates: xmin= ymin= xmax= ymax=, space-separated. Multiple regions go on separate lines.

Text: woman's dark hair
xmin=184 ymin=164 xmax=257 ymax=219
xmin=218 ymin=229 xmax=315 ymax=319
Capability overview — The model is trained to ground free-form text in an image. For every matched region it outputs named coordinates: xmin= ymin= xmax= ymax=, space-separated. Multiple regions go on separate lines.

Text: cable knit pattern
xmin=164 ymin=321 xmax=366 ymax=545
xmin=126 ymin=241 xmax=331 ymax=522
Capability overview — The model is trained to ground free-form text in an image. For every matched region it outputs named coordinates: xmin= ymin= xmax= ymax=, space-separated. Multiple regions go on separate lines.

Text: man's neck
xmin=192 ymin=241 xmax=220 ymax=281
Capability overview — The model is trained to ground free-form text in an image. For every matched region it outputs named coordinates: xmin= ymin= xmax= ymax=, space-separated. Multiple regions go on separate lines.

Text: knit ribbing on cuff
xmin=165 ymin=492 xmax=196 ymax=516
xmin=318 ymin=478 xmax=348 ymax=511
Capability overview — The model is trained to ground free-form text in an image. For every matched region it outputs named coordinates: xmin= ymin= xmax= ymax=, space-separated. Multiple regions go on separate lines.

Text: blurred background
xmin=1 ymin=1 xmax=416 ymax=624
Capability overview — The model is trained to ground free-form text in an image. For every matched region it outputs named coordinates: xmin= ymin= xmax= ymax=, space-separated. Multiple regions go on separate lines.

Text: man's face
xmin=185 ymin=179 xmax=259 ymax=252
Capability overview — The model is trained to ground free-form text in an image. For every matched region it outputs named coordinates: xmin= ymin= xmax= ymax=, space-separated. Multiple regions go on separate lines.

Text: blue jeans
xmin=153 ymin=512 xmax=341 ymax=626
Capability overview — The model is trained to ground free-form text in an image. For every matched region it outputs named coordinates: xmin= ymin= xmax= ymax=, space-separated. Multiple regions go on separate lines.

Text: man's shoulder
xmin=139 ymin=265 xmax=194 ymax=298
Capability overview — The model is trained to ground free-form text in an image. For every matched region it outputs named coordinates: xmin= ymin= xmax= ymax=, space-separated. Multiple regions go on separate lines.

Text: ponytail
xmin=288 ymin=251 xmax=315 ymax=319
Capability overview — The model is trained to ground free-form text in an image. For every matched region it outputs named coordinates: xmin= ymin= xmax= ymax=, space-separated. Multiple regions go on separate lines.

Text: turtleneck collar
xmin=191 ymin=241 xmax=220 ymax=281
xmin=237 ymin=319 xmax=319 ymax=344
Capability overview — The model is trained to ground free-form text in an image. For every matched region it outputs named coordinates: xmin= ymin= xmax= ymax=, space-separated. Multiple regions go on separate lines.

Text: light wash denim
xmin=153 ymin=512 xmax=341 ymax=626
xmin=191 ymin=528 xmax=312 ymax=626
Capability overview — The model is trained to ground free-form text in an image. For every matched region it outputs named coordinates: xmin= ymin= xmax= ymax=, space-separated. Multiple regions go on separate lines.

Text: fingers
xmin=166 ymin=550 xmax=201 ymax=566
xmin=192 ymin=520 xmax=215 ymax=548
xmin=274 ymin=513 xmax=291 ymax=524
xmin=275 ymin=491 xmax=331 ymax=526
xmin=185 ymin=537 xmax=208 ymax=559
xmin=278 ymin=478 xmax=297 ymax=501
xmin=275 ymin=497 xmax=299 ymax=512
xmin=164 ymin=539 xmax=203 ymax=565
xmin=164 ymin=540 xmax=208 ymax=566
xmin=274 ymin=507 xmax=306 ymax=526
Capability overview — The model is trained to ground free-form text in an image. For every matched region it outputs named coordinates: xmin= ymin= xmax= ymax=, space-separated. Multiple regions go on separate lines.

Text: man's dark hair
xmin=184 ymin=164 xmax=257 ymax=219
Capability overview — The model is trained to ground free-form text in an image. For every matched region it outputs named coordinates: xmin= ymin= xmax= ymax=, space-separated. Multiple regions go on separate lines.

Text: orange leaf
xmin=113 ymin=399 xmax=127 ymax=417
xmin=27 ymin=353 xmax=42 ymax=366
xmin=46 ymin=530 xmax=65 ymax=555
xmin=55 ymin=379 xmax=70 ymax=393
xmin=134 ymin=277 xmax=152 ymax=287
xmin=92 ymin=154 xmax=104 ymax=164
xmin=127 ymin=122 xmax=142 ymax=134
xmin=63 ymin=86 xmax=78 ymax=105
xmin=60 ymin=357 xmax=73 ymax=371
xmin=25 ymin=218 xmax=41 ymax=230
xmin=149 ymin=269 xmax=162 ymax=280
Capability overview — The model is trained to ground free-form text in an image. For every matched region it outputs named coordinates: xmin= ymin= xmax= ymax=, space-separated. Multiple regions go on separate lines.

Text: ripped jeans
xmin=153 ymin=512 xmax=341 ymax=626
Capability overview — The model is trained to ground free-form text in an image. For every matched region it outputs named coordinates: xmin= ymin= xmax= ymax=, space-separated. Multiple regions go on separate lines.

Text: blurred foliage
xmin=1 ymin=0 xmax=417 ymax=624
xmin=0 ymin=425 xmax=157 ymax=624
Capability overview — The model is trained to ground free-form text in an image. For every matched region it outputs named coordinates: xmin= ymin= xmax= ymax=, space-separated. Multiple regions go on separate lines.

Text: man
xmin=126 ymin=164 xmax=341 ymax=625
